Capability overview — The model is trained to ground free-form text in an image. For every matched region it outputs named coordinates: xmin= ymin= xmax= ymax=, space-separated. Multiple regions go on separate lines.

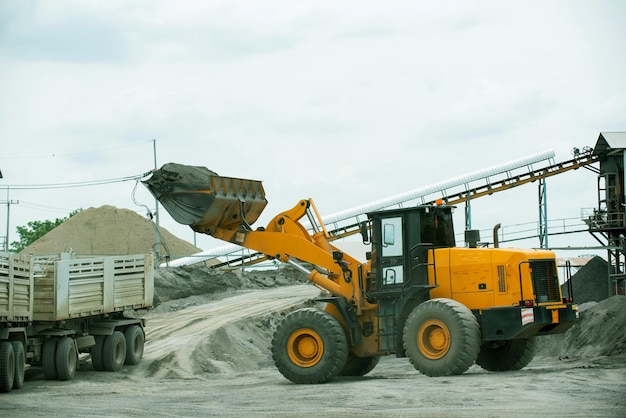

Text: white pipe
xmin=162 ymin=149 xmax=555 ymax=267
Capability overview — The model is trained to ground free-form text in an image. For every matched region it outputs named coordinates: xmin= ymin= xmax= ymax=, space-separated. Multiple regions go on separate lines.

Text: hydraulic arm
xmin=143 ymin=163 xmax=370 ymax=309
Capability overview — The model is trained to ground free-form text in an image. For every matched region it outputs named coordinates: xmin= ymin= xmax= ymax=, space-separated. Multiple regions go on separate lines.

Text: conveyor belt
xmin=162 ymin=148 xmax=598 ymax=267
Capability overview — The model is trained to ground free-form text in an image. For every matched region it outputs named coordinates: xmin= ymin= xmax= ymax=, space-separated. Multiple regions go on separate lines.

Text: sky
xmin=0 ymin=0 xmax=625 ymax=262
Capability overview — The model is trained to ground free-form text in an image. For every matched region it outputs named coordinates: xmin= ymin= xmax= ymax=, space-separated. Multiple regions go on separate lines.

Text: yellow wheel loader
xmin=143 ymin=163 xmax=579 ymax=384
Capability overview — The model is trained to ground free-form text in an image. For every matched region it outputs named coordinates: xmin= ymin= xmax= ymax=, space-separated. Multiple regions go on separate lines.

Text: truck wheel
xmin=403 ymin=298 xmax=481 ymax=377
xmin=91 ymin=335 xmax=105 ymax=371
xmin=11 ymin=341 xmax=25 ymax=390
xmin=43 ymin=338 xmax=58 ymax=380
xmin=124 ymin=325 xmax=145 ymax=365
xmin=271 ymin=308 xmax=348 ymax=384
xmin=56 ymin=337 xmax=78 ymax=381
xmin=476 ymin=337 xmax=537 ymax=371
xmin=340 ymin=354 xmax=380 ymax=376
xmin=0 ymin=341 xmax=15 ymax=393
xmin=103 ymin=331 xmax=126 ymax=372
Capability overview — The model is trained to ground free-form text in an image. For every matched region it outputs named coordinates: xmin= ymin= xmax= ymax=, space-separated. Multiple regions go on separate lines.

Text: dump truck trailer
xmin=144 ymin=163 xmax=579 ymax=384
xmin=0 ymin=251 xmax=154 ymax=393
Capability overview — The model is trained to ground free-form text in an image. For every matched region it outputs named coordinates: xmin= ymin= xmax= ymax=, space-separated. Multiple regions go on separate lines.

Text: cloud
xmin=0 ymin=2 xmax=133 ymax=63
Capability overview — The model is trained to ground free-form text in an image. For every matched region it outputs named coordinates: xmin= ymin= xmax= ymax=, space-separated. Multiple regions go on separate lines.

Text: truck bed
xmin=1 ymin=252 xmax=154 ymax=322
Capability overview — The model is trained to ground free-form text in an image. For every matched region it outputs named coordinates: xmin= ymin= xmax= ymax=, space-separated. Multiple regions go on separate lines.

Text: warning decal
xmin=521 ymin=308 xmax=535 ymax=326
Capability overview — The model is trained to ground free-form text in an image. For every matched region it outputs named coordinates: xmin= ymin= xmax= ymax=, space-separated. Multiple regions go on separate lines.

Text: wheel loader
xmin=143 ymin=163 xmax=579 ymax=384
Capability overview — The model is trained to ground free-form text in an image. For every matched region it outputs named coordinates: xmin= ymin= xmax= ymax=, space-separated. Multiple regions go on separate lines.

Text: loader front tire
xmin=476 ymin=337 xmax=537 ymax=371
xmin=272 ymin=308 xmax=348 ymax=384
xmin=403 ymin=298 xmax=481 ymax=377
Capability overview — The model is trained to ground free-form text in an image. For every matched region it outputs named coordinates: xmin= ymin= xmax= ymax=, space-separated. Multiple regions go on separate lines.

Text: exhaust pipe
xmin=493 ymin=223 xmax=501 ymax=248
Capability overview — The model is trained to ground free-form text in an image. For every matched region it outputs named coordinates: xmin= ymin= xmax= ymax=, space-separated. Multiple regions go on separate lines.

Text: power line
xmin=0 ymin=172 xmax=150 ymax=190
xmin=18 ymin=201 xmax=76 ymax=214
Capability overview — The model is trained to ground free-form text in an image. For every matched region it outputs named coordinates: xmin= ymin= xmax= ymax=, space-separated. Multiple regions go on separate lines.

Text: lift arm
xmin=143 ymin=163 xmax=365 ymax=302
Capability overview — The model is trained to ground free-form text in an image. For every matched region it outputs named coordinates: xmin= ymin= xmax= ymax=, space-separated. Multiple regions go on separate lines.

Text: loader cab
xmin=367 ymin=205 xmax=456 ymax=299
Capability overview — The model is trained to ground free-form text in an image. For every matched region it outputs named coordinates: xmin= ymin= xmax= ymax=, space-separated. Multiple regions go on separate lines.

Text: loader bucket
xmin=143 ymin=163 xmax=267 ymax=235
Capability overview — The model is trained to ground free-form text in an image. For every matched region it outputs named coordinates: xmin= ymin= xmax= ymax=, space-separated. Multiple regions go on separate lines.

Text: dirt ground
xmin=2 ymin=281 xmax=626 ymax=417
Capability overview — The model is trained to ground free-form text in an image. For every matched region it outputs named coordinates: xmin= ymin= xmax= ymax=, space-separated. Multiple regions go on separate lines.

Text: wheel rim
xmin=287 ymin=328 xmax=324 ymax=367
xmin=418 ymin=319 xmax=451 ymax=360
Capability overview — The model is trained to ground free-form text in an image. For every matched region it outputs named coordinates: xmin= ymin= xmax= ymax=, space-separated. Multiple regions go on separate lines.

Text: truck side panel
xmin=33 ymin=254 xmax=154 ymax=321
xmin=0 ymin=253 xmax=33 ymax=322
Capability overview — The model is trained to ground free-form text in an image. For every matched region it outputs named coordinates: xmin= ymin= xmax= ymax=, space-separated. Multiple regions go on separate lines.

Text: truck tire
xmin=0 ymin=341 xmax=15 ymax=393
xmin=476 ymin=337 xmax=537 ymax=371
xmin=403 ymin=298 xmax=481 ymax=377
xmin=91 ymin=335 xmax=105 ymax=371
xmin=340 ymin=354 xmax=380 ymax=376
xmin=11 ymin=341 xmax=25 ymax=390
xmin=103 ymin=331 xmax=126 ymax=372
xmin=56 ymin=337 xmax=78 ymax=381
xmin=124 ymin=325 xmax=145 ymax=365
xmin=43 ymin=338 xmax=58 ymax=380
xmin=271 ymin=308 xmax=348 ymax=384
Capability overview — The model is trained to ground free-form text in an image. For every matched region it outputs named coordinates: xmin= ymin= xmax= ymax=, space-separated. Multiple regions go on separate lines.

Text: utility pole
xmin=1 ymin=185 xmax=19 ymax=252
xmin=153 ymin=139 xmax=161 ymax=264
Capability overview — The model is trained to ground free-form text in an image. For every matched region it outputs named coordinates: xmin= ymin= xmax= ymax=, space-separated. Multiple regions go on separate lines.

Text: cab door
xmin=379 ymin=216 xmax=405 ymax=288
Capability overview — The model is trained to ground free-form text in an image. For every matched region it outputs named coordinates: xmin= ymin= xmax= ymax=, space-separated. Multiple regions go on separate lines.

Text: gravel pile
xmin=562 ymin=256 xmax=612 ymax=303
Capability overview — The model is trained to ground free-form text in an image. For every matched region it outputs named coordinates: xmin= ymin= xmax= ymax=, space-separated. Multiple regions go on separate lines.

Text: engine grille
xmin=529 ymin=259 xmax=560 ymax=302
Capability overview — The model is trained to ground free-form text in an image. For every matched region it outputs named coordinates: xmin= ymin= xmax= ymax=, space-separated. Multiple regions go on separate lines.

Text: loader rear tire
xmin=56 ymin=337 xmax=78 ymax=381
xmin=272 ymin=308 xmax=348 ymax=384
xmin=476 ymin=337 xmax=537 ymax=371
xmin=43 ymin=338 xmax=58 ymax=380
xmin=12 ymin=341 xmax=26 ymax=390
xmin=340 ymin=355 xmax=380 ymax=377
xmin=403 ymin=298 xmax=481 ymax=377
xmin=0 ymin=341 xmax=15 ymax=393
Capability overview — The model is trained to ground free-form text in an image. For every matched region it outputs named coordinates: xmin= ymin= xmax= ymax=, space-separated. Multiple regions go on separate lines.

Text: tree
xmin=10 ymin=209 xmax=82 ymax=252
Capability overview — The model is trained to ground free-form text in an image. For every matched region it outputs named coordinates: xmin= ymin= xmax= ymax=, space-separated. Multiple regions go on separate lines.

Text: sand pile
xmin=21 ymin=205 xmax=201 ymax=257
xmin=153 ymin=264 xmax=308 ymax=305
xmin=562 ymin=255 xmax=612 ymax=303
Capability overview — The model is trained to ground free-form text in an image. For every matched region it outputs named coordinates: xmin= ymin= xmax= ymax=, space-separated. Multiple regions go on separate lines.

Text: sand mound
xmin=137 ymin=284 xmax=320 ymax=379
xmin=21 ymin=205 xmax=201 ymax=257
xmin=153 ymin=265 xmax=308 ymax=305
xmin=562 ymin=256 xmax=612 ymax=303
xmin=537 ymin=295 xmax=626 ymax=358
xmin=563 ymin=295 xmax=626 ymax=356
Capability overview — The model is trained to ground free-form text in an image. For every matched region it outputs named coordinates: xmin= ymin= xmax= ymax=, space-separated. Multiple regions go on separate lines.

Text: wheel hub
xmin=418 ymin=319 xmax=451 ymax=360
xmin=287 ymin=328 xmax=324 ymax=367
